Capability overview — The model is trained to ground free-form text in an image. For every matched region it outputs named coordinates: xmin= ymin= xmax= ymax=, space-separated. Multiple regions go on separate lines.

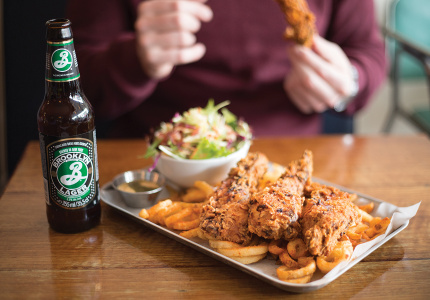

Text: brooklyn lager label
xmin=45 ymin=39 xmax=80 ymax=82
xmin=39 ymin=131 xmax=100 ymax=210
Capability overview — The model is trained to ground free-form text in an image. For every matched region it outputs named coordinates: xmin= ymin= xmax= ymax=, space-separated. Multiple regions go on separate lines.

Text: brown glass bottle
xmin=38 ymin=19 xmax=101 ymax=233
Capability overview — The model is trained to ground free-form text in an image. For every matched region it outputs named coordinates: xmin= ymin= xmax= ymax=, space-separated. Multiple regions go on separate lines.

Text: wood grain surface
xmin=0 ymin=135 xmax=429 ymax=299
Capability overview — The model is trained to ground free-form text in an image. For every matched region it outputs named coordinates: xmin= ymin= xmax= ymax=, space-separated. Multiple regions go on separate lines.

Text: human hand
xmin=284 ymin=35 xmax=357 ymax=114
xmin=135 ymin=0 xmax=213 ymax=79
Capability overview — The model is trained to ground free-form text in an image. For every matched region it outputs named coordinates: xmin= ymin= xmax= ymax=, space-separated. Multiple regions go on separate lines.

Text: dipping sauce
xmin=117 ymin=180 xmax=159 ymax=193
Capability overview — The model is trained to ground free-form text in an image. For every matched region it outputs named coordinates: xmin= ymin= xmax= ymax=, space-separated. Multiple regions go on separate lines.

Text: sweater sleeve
xmin=66 ymin=0 xmax=158 ymax=121
xmin=326 ymin=0 xmax=388 ymax=115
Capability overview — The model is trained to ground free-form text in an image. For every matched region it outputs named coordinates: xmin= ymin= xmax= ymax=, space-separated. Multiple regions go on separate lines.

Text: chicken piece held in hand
xmin=274 ymin=0 xmax=316 ymax=47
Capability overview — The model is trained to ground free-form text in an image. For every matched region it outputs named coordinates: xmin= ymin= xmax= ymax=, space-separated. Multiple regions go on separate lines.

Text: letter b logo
xmin=51 ymin=49 xmax=73 ymax=72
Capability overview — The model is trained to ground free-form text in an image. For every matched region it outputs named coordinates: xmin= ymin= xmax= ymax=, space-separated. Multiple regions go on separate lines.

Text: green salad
xmin=145 ymin=100 xmax=252 ymax=160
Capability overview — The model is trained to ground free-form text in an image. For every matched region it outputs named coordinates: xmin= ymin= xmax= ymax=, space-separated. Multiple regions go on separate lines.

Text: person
xmin=66 ymin=0 xmax=387 ymax=138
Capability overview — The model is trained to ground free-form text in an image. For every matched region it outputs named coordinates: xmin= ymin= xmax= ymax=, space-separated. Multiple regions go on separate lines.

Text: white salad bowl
xmin=155 ymin=140 xmax=251 ymax=188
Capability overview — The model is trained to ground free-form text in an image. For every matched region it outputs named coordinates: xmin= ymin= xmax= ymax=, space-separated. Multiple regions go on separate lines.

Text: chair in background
xmin=383 ymin=0 xmax=430 ymax=135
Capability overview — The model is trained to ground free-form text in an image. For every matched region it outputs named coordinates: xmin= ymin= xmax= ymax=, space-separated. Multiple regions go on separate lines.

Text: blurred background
xmin=0 ymin=0 xmax=428 ymax=194
xmin=1 ymin=0 xmax=67 ymax=194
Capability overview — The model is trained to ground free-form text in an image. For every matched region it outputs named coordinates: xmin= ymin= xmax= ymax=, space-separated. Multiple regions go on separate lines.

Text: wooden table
xmin=1 ymin=136 xmax=429 ymax=299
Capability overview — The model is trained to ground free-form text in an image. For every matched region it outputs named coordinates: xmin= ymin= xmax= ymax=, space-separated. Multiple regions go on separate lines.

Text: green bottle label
xmin=39 ymin=131 xmax=100 ymax=209
xmin=45 ymin=39 xmax=80 ymax=82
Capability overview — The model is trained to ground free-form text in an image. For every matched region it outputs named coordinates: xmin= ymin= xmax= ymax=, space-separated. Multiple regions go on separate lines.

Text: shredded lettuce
xmin=145 ymin=99 xmax=252 ymax=160
xmin=191 ymin=138 xmax=231 ymax=160
xmin=221 ymin=107 xmax=236 ymax=126
xmin=144 ymin=139 xmax=161 ymax=159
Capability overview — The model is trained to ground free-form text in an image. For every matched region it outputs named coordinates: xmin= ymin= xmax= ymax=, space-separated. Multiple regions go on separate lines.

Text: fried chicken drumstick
xmin=301 ymin=183 xmax=361 ymax=256
xmin=274 ymin=0 xmax=316 ymax=47
xmin=248 ymin=150 xmax=313 ymax=240
xmin=199 ymin=152 xmax=269 ymax=245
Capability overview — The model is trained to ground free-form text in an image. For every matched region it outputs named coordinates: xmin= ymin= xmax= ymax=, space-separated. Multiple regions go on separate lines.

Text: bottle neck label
xmin=45 ymin=39 xmax=80 ymax=82
xmin=39 ymin=130 xmax=100 ymax=210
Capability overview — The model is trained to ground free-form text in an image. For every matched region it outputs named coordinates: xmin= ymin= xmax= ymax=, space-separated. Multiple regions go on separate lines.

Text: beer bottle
xmin=38 ymin=19 xmax=101 ymax=233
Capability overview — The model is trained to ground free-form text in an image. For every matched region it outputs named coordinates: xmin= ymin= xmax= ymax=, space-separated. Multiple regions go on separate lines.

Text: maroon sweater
xmin=66 ymin=0 xmax=387 ymax=138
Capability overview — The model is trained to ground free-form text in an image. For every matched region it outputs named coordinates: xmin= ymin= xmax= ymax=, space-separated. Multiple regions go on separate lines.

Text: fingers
xmin=139 ymin=43 xmax=206 ymax=79
xmin=284 ymin=65 xmax=340 ymax=114
xmin=285 ymin=83 xmax=315 ymax=114
xmin=145 ymin=43 xmax=206 ymax=66
xmin=311 ymin=35 xmax=354 ymax=97
xmin=136 ymin=0 xmax=213 ymax=32
xmin=138 ymin=0 xmax=213 ymax=20
xmin=312 ymin=35 xmax=347 ymax=69
xmin=136 ymin=13 xmax=203 ymax=33
xmin=286 ymin=50 xmax=340 ymax=113
xmin=285 ymin=39 xmax=354 ymax=113
xmin=135 ymin=0 xmax=213 ymax=79
xmin=139 ymin=31 xmax=196 ymax=48
xmin=290 ymin=44 xmax=351 ymax=97
xmin=145 ymin=63 xmax=175 ymax=80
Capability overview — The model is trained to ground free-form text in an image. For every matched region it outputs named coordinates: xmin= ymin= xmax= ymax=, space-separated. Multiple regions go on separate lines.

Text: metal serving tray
xmin=101 ymin=178 xmax=413 ymax=293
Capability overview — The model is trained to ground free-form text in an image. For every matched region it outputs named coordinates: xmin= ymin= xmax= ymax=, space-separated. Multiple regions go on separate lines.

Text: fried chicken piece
xmin=274 ymin=0 xmax=316 ymax=47
xmin=248 ymin=150 xmax=313 ymax=240
xmin=301 ymin=183 xmax=361 ymax=256
xmin=199 ymin=152 xmax=269 ymax=245
xmin=304 ymin=182 xmax=358 ymax=202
